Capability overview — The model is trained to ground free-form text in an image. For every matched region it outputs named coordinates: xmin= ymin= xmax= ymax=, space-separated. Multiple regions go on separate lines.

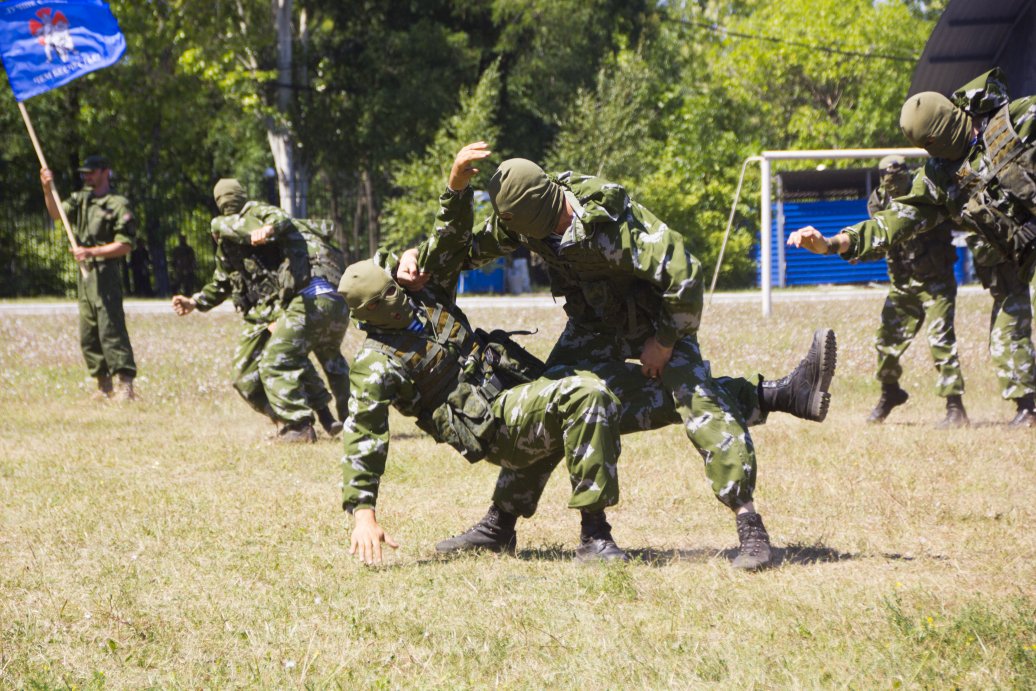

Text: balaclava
xmin=487 ymin=159 xmax=567 ymax=239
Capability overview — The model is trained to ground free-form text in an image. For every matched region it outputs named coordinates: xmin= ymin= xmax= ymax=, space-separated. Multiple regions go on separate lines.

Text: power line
xmin=662 ymin=14 xmax=920 ymax=63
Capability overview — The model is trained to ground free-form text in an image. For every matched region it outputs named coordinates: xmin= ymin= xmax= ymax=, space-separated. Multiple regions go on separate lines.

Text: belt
xmin=299 ymin=276 xmax=341 ymax=299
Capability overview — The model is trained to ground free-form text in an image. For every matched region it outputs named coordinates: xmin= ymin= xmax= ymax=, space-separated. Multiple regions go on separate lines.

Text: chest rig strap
xmin=956 ymin=105 xmax=1028 ymax=193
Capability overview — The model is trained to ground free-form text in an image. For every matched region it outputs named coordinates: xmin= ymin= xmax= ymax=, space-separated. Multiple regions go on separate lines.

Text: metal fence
xmin=0 ymin=202 xmax=220 ymax=299
xmin=0 ymin=168 xmax=357 ymax=298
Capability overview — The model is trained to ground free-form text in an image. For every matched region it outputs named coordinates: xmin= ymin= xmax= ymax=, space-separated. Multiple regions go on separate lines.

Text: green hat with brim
xmin=213 ymin=178 xmax=248 ymax=216
xmin=878 ymin=155 xmax=906 ymax=172
xmin=487 ymin=159 xmax=566 ymax=239
xmin=899 ymin=92 xmax=973 ymax=161
xmin=77 ymin=155 xmax=111 ymax=172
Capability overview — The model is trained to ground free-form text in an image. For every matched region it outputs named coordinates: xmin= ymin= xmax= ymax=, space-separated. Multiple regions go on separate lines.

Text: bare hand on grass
xmin=350 ymin=509 xmax=398 ymax=565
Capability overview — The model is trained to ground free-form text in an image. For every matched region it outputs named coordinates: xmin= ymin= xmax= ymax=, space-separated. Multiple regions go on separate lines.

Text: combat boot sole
xmin=805 ymin=328 xmax=837 ymax=422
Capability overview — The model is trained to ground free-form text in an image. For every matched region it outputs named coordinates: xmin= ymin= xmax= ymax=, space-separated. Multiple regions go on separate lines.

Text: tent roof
xmin=911 ymin=0 xmax=1035 ymax=96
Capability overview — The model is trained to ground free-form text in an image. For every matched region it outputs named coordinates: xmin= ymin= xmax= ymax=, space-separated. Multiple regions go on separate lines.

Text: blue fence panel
xmin=758 ymin=199 xmax=889 ymax=287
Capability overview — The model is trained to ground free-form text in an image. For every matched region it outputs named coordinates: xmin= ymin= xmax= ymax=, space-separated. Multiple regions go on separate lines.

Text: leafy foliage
xmin=0 ymin=0 xmax=936 ymax=294
xmin=379 ymin=62 xmax=502 ymax=252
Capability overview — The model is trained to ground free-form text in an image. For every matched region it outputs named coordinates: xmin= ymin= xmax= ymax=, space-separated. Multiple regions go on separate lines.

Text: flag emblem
xmin=29 ymin=8 xmax=75 ymax=63
xmin=0 ymin=0 xmax=126 ymax=102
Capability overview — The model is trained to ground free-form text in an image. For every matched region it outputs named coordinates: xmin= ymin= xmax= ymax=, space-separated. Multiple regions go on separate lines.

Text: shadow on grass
xmin=375 ymin=544 xmax=940 ymax=570
xmin=510 ymin=543 xmax=932 ymax=567
xmin=877 ymin=419 xmax=1008 ymax=429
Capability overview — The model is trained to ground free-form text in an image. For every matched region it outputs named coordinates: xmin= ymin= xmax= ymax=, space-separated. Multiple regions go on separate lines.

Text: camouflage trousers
xmin=987 ymin=279 xmax=1035 ymax=400
xmin=491 ymin=325 xmax=763 ymax=517
xmin=232 ymin=293 xmax=351 ymax=424
xmin=77 ymin=259 xmax=136 ymax=378
xmin=874 ymin=273 xmax=964 ymax=397
xmin=486 ymin=369 xmax=622 ymax=514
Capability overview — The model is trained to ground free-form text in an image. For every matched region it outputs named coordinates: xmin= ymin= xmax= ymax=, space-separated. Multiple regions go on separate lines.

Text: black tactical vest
xmin=362 ymin=292 xmax=544 ymax=462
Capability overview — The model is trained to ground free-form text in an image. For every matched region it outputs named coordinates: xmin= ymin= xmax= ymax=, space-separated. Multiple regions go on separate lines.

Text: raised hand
xmin=448 ymin=141 xmax=492 ymax=192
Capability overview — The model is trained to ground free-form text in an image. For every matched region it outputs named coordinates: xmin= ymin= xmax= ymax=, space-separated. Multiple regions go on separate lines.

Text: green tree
xmin=379 ymin=62 xmax=502 ymax=253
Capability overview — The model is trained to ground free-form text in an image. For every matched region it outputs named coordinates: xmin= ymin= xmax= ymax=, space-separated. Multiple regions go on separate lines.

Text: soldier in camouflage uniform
xmin=171 ymin=179 xmax=350 ymax=442
xmin=866 ymin=155 xmax=968 ymax=427
xmin=339 ymin=143 xmax=630 ymax=564
xmin=40 ymin=155 xmax=138 ymax=402
xmin=790 ymin=68 xmax=1036 ymax=427
xmin=400 ymin=145 xmax=838 ymax=571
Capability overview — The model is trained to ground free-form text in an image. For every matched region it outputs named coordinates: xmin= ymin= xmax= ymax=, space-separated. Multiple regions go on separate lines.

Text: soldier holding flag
xmin=40 ymin=156 xmax=138 ymax=401
xmin=2 ymin=0 xmax=135 ymax=400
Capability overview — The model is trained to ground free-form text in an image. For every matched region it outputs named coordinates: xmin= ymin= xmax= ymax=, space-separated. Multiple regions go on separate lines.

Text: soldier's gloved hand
xmin=787 ymin=226 xmax=833 ymax=255
xmin=350 ymin=509 xmax=399 ymax=565
xmin=396 ymin=247 xmax=431 ymax=290
xmin=250 ymin=224 xmax=275 ymax=246
xmin=171 ymin=295 xmax=197 ymax=315
xmin=449 ymin=141 xmax=492 ymax=191
xmin=640 ymin=336 xmax=673 ymax=379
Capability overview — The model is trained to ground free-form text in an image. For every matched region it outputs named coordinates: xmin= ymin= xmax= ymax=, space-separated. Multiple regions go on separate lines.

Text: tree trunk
xmin=268 ymin=0 xmax=306 ymax=216
xmin=351 ymin=170 xmax=366 ymax=261
xmin=363 ymin=169 xmax=378 ymax=257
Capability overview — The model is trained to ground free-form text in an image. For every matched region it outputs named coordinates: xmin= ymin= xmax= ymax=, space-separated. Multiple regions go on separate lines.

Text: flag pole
xmin=17 ymin=101 xmax=87 ymax=276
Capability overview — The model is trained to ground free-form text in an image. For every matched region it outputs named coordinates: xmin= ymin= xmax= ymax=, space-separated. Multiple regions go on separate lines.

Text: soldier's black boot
xmin=276 ymin=420 xmax=317 ymax=443
xmin=92 ymin=375 xmax=113 ymax=402
xmin=1008 ymin=395 xmax=1036 ymax=428
xmin=732 ymin=511 xmax=772 ymax=571
xmin=574 ymin=510 xmax=629 ymax=563
xmin=936 ymin=395 xmax=969 ymax=429
xmin=435 ymin=505 xmax=518 ymax=555
xmin=866 ymin=383 xmax=909 ymax=424
xmin=315 ymin=406 xmax=343 ymax=437
xmin=759 ymin=328 xmax=837 ymax=422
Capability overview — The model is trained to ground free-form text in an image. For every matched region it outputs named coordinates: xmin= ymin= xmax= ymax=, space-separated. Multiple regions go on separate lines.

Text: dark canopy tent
xmin=910 ymin=0 xmax=1036 ymax=96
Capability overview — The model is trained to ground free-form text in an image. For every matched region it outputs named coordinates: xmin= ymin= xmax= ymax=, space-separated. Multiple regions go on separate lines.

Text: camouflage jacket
xmin=342 ymin=188 xmax=531 ymax=513
xmin=867 ymin=185 xmax=956 ymax=283
xmin=62 ymin=190 xmax=136 ymax=250
xmin=843 ymin=69 xmax=1036 ymax=278
xmin=192 ymin=201 xmax=311 ymax=321
xmin=419 ymin=173 xmax=702 ymax=347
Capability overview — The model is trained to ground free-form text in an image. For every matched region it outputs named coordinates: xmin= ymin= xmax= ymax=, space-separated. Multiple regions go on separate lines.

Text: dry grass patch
xmin=1 ymin=291 xmax=1035 ymax=688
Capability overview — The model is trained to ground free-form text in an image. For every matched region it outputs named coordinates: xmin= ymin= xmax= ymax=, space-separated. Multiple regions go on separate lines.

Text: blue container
xmin=458 ymin=260 xmax=505 ymax=294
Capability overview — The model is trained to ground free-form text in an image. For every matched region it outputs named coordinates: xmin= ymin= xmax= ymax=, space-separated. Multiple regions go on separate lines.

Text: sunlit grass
xmin=1 ymin=291 xmax=1034 ymax=687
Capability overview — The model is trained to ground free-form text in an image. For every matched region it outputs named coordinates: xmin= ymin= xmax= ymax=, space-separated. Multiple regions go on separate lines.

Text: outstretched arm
xmin=786 ymin=226 xmax=852 ymax=256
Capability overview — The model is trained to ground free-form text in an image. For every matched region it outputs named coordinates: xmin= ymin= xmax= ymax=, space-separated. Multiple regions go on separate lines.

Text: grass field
xmin=2 ymin=290 xmax=1035 ymax=688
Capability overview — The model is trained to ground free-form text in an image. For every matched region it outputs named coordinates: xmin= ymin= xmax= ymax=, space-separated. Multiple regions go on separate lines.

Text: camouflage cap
xmin=213 ymin=178 xmax=248 ymax=216
xmin=487 ymin=159 xmax=566 ymax=239
xmin=77 ymin=155 xmax=111 ymax=172
xmin=878 ymin=155 xmax=906 ymax=172
xmin=337 ymin=258 xmax=415 ymax=329
xmin=899 ymin=92 xmax=973 ymax=161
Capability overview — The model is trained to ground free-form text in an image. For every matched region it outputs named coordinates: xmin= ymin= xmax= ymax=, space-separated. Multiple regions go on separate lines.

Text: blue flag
xmin=0 ymin=0 xmax=125 ymax=102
